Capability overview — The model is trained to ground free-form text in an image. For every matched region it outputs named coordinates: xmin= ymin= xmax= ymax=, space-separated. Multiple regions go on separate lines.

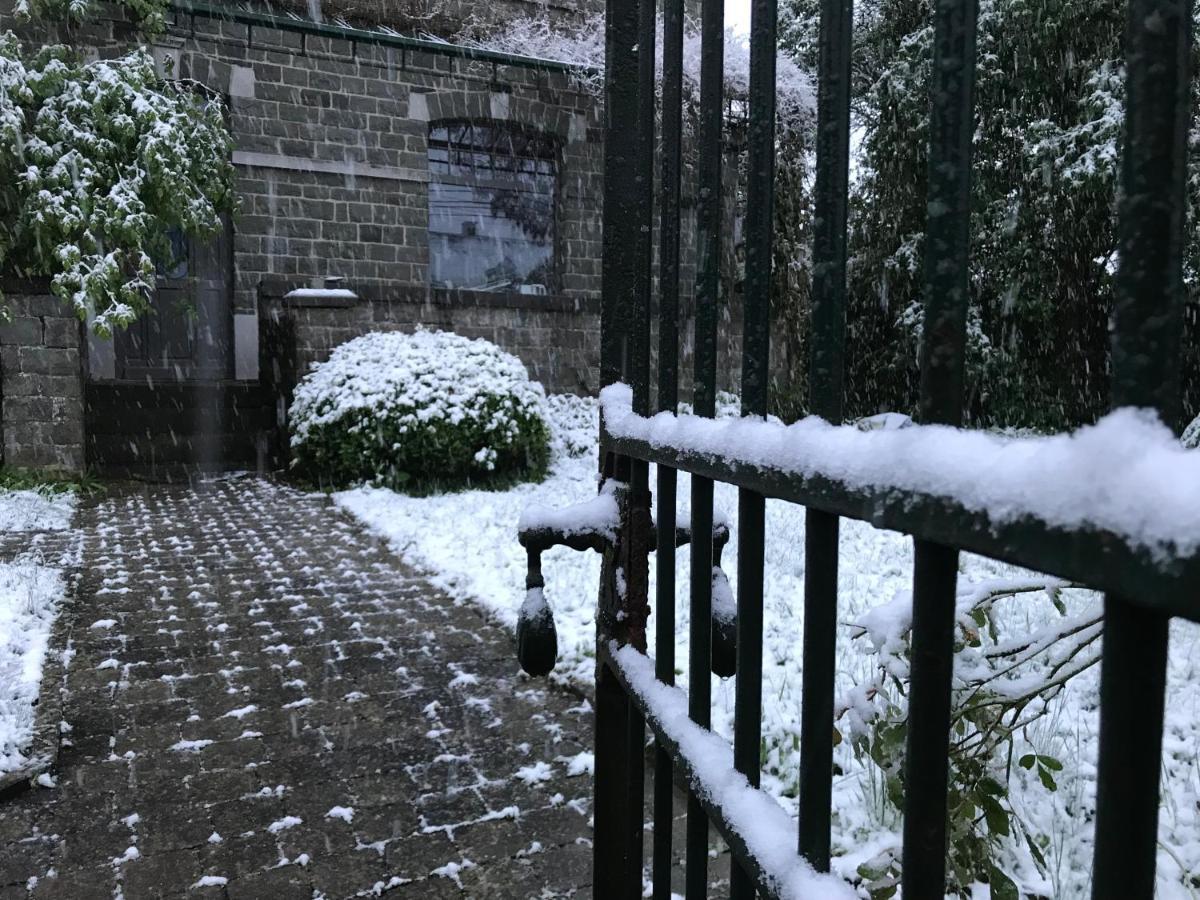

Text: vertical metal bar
xmin=901 ymin=541 xmax=961 ymax=898
xmin=730 ymin=0 xmax=775 ymax=896
xmin=617 ymin=0 xmax=656 ymax=889
xmin=599 ymin=0 xmax=641 ymax=394
xmin=653 ymin=471 xmax=678 ymax=900
xmin=595 ymin=0 xmax=647 ymax=893
xmin=659 ymin=0 xmax=684 ymax=423
xmin=633 ymin=0 xmax=656 ymax=424
xmin=798 ymin=0 xmax=852 ymax=872
xmin=687 ymin=0 xmax=723 ymax=893
xmin=595 ymin=660 xmax=642 ymax=897
xmin=654 ymin=0 xmax=685 ymax=896
xmin=1092 ymin=0 xmax=1190 ymax=894
xmin=900 ymin=0 xmax=977 ymax=892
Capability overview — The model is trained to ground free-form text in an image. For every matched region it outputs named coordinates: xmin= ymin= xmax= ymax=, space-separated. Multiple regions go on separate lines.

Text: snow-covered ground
xmin=336 ymin=396 xmax=1200 ymax=897
xmin=0 ymin=489 xmax=76 ymax=533
xmin=0 ymin=490 xmax=75 ymax=776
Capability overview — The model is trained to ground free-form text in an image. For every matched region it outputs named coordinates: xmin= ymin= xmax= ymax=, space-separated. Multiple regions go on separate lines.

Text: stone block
xmin=229 ymin=64 xmax=255 ymax=98
xmin=4 ymin=395 xmax=54 ymax=422
xmin=17 ymin=345 xmax=80 ymax=377
xmin=0 ymin=317 xmax=41 ymax=346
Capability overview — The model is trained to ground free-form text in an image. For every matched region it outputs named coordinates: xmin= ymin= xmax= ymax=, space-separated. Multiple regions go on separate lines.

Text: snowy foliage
xmin=289 ymin=330 xmax=551 ymax=491
xmin=842 ymin=578 xmax=1095 ymax=894
xmin=15 ymin=0 xmax=169 ymax=33
xmin=0 ymin=5 xmax=234 ymax=333
xmin=784 ymin=0 xmax=1200 ymax=427
xmin=448 ymin=12 xmax=815 ymax=129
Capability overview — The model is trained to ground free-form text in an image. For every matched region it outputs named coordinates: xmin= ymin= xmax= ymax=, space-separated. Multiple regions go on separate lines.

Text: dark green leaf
xmin=1038 ymin=767 xmax=1058 ymax=792
xmin=989 ymin=865 xmax=1020 ymax=900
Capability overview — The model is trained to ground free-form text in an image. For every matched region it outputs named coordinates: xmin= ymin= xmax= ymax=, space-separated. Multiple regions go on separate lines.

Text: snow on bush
xmin=290 ymin=330 xmax=552 ymax=491
xmin=15 ymin=0 xmax=168 ymax=33
xmin=1183 ymin=412 xmax=1200 ymax=449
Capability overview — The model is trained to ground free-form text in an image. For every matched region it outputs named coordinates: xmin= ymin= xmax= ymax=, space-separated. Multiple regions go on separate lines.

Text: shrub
xmin=289 ymin=330 xmax=551 ymax=491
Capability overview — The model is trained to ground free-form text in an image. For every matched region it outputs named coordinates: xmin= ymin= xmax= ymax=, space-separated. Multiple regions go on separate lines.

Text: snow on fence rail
xmin=608 ymin=643 xmax=855 ymax=900
xmin=599 ymin=383 xmax=1200 ymax=560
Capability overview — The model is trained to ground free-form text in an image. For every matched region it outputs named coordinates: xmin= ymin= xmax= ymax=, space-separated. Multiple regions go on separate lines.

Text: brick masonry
xmin=159 ymin=11 xmax=606 ymax=316
xmin=0 ymin=286 xmax=86 ymax=473
xmin=261 ymin=279 xmax=599 ymax=399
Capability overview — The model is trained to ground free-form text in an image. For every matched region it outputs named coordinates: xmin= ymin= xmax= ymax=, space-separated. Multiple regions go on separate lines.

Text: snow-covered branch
xmin=444 ymin=12 xmax=815 ymax=129
xmin=0 ymin=36 xmax=235 ymax=333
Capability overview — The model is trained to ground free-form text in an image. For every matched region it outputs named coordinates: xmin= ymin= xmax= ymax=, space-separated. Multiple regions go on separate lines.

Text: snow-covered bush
xmin=0 ymin=1 xmax=234 ymax=334
xmin=840 ymin=579 xmax=1092 ymax=896
xmin=544 ymin=393 xmax=597 ymax=460
xmin=290 ymin=330 xmax=552 ymax=491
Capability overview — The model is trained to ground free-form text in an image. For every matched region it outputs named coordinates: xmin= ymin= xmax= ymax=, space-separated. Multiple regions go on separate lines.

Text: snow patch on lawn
xmin=0 ymin=490 xmax=75 ymax=533
xmin=0 ymin=560 xmax=68 ymax=775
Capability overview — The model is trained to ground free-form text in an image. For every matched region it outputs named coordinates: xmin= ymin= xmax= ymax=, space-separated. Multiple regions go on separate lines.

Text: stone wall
xmin=268 ymin=0 xmax=606 ymax=34
xmin=260 ymin=278 xmax=599 ymax=399
xmin=0 ymin=286 xmax=85 ymax=473
xmin=158 ymin=9 xmax=605 ymax=318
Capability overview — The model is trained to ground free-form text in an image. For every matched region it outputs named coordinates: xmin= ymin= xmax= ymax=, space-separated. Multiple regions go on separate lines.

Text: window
xmin=428 ymin=122 xmax=557 ymax=293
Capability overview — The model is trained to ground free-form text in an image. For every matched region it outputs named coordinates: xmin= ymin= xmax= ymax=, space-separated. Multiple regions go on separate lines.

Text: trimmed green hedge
xmin=289 ymin=330 xmax=550 ymax=491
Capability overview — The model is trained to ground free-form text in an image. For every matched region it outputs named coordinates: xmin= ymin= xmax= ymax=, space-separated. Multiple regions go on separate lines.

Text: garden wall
xmin=0 ymin=284 xmax=86 ymax=473
xmin=260 ymin=279 xmax=600 ymax=410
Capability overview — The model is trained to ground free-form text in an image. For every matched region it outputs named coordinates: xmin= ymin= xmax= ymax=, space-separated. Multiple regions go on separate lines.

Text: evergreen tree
xmin=782 ymin=0 xmax=1200 ymax=429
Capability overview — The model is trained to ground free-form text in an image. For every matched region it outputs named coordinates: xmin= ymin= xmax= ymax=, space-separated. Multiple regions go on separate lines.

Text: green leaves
xmin=842 ymin=580 xmax=1087 ymax=897
xmin=1019 ymin=753 xmax=1063 ymax=791
xmin=0 ymin=40 xmax=234 ymax=332
xmin=15 ymin=0 xmax=168 ymax=35
xmin=989 ymin=865 xmax=1020 ymax=900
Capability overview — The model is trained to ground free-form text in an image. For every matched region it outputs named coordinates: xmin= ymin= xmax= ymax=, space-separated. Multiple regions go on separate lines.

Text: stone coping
xmin=260 ymin=276 xmax=601 ymax=315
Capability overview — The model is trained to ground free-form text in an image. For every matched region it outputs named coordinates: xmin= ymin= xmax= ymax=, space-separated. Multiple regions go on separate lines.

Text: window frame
xmin=427 ymin=119 xmax=562 ymax=295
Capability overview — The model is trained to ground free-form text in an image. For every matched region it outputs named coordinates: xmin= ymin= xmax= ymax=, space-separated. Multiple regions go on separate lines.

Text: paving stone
xmin=0 ymin=478 xmax=601 ymax=898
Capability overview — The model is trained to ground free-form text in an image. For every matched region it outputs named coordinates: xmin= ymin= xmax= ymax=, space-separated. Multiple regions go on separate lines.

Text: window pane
xmin=428 ymin=123 xmax=556 ymax=292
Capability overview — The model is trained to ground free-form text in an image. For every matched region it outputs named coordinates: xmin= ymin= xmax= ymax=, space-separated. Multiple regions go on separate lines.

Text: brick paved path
xmin=0 ymin=479 xmax=603 ymax=899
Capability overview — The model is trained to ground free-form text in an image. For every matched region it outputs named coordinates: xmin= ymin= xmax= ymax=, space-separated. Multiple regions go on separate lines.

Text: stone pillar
xmin=0 ymin=285 xmax=86 ymax=473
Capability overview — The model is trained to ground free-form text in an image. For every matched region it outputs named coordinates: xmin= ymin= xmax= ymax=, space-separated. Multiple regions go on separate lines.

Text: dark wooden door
xmin=116 ymin=223 xmax=233 ymax=382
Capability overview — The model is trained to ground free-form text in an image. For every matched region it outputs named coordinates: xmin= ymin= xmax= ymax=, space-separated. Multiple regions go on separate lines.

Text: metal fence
xmin=519 ymin=0 xmax=1195 ymax=895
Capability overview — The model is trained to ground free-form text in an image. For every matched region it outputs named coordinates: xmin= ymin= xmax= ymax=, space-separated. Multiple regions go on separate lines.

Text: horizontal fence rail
xmin=559 ymin=0 xmax=1198 ymax=894
xmin=601 ymin=416 xmax=1200 ymax=619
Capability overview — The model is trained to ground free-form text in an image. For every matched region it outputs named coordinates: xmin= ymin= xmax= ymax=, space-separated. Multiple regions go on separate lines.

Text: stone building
xmin=1 ymin=0 xmax=762 ymax=476
xmin=2 ymin=0 xmax=613 ymax=474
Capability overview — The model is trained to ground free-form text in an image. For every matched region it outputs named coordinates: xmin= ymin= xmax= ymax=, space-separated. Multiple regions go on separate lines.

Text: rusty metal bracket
xmin=516 ymin=478 xmax=733 ymax=678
